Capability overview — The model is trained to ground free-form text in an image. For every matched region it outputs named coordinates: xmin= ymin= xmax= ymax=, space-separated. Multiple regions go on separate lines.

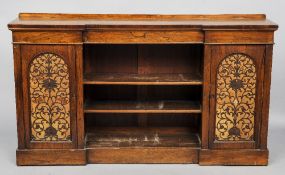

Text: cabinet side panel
xmin=75 ymin=45 xmax=85 ymax=148
xmin=13 ymin=44 xmax=26 ymax=149
xmin=260 ymin=45 xmax=273 ymax=149
xmin=201 ymin=45 xmax=211 ymax=148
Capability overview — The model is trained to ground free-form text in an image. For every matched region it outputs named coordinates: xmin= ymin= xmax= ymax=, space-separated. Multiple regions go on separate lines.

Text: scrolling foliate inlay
xmin=29 ymin=53 xmax=71 ymax=141
xmin=215 ymin=53 xmax=256 ymax=141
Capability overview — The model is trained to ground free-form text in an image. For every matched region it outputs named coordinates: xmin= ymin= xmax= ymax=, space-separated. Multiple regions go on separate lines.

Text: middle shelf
xmin=83 ymin=73 xmax=202 ymax=85
xmin=84 ymin=100 xmax=201 ymax=113
xmin=84 ymin=85 xmax=202 ymax=114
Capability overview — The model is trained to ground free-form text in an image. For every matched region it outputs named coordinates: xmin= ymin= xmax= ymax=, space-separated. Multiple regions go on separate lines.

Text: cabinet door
xmin=209 ymin=45 xmax=265 ymax=149
xmin=21 ymin=45 xmax=77 ymax=149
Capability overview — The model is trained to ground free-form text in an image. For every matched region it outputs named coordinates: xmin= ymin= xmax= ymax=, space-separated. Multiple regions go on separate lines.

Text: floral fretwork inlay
xmin=215 ymin=53 xmax=256 ymax=141
xmin=29 ymin=53 xmax=71 ymax=141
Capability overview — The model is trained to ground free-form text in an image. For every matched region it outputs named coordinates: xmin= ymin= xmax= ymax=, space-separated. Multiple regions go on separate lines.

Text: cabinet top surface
xmin=8 ymin=13 xmax=278 ymax=30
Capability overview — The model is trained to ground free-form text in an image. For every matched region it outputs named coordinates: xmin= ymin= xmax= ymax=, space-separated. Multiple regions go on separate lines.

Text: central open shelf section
xmin=83 ymin=44 xmax=203 ymax=162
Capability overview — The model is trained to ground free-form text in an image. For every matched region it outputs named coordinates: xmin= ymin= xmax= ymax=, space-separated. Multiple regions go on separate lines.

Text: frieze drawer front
xmin=8 ymin=13 xmax=277 ymax=165
xmin=84 ymin=31 xmax=204 ymax=44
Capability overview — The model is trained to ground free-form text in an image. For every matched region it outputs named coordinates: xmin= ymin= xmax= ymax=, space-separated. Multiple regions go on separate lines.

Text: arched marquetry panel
xmin=29 ymin=53 xmax=71 ymax=141
xmin=215 ymin=53 xmax=256 ymax=141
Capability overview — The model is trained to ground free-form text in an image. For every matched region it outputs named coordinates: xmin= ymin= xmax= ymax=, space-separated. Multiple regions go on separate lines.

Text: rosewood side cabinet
xmin=8 ymin=13 xmax=278 ymax=166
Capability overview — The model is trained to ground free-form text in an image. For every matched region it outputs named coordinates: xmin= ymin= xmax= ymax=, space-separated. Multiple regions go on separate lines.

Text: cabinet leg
xmin=199 ymin=149 xmax=268 ymax=166
xmin=16 ymin=149 xmax=87 ymax=166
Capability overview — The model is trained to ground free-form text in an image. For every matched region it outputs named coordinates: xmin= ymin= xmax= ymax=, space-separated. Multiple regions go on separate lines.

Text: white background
xmin=0 ymin=0 xmax=285 ymax=174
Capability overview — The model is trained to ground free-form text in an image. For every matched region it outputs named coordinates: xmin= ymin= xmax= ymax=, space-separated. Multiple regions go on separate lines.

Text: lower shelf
xmin=85 ymin=127 xmax=200 ymax=163
xmin=86 ymin=127 xmax=200 ymax=147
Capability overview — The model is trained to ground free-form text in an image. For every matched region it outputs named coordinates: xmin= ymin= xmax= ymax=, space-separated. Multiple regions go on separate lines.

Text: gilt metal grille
xmin=215 ymin=53 xmax=256 ymax=141
xmin=29 ymin=53 xmax=71 ymax=141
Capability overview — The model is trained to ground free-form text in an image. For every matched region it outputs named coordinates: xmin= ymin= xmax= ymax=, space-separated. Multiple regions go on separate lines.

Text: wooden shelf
xmin=86 ymin=127 xmax=200 ymax=148
xmin=83 ymin=73 xmax=202 ymax=85
xmin=84 ymin=100 xmax=201 ymax=113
